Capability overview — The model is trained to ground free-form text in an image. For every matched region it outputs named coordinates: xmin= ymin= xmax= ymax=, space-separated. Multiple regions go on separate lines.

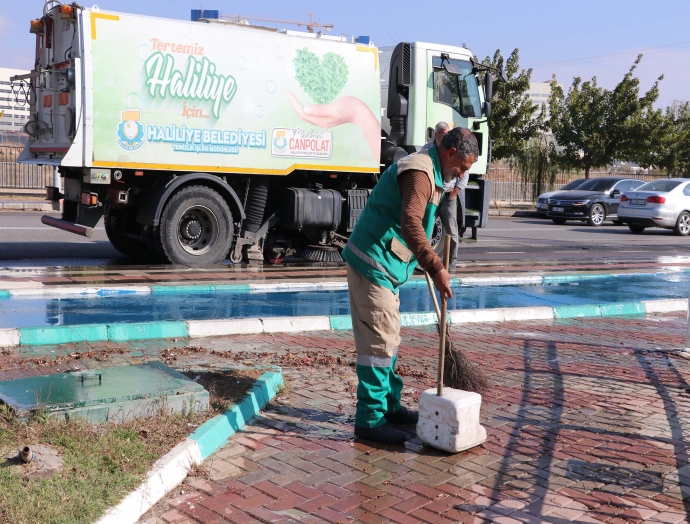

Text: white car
xmin=535 ymin=179 xmax=588 ymax=216
xmin=619 ymin=178 xmax=690 ymax=235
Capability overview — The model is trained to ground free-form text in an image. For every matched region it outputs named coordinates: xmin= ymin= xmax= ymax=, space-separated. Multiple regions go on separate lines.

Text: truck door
xmin=425 ymin=50 xmax=483 ymax=146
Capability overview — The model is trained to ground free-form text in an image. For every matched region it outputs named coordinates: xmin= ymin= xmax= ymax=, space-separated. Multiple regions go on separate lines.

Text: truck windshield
xmin=432 ymin=57 xmax=482 ymax=118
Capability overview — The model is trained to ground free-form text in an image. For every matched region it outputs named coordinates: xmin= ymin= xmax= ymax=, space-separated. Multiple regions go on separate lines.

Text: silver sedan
xmin=618 ymin=178 xmax=690 ymax=235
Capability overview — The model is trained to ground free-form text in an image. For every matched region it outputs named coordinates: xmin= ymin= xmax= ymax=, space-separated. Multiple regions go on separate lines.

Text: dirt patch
xmin=182 ymin=368 xmax=268 ymax=413
xmin=3 ymin=444 xmax=64 ymax=481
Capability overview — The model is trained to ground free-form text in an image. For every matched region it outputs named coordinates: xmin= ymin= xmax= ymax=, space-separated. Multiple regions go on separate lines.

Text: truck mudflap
xmin=41 ymin=216 xmax=95 ymax=238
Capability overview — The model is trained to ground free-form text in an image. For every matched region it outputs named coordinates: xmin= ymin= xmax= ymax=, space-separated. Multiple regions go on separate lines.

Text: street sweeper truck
xmin=13 ymin=3 xmax=496 ymax=265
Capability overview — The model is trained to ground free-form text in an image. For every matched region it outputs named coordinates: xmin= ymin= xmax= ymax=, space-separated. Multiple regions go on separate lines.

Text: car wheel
xmin=587 ymin=203 xmax=606 ymax=226
xmin=154 ymin=185 xmax=234 ymax=265
xmin=551 ymin=218 xmax=567 ymax=225
xmin=628 ymin=224 xmax=645 ymax=234
xmin=673 ymin=211 xmax=690 ymax=236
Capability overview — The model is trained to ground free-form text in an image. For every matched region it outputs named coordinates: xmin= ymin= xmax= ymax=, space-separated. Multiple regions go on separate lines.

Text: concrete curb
xmin=95 ymin=369 xmax=283 ymax=524
xmin=0 ymin=201 xmax=54 ymax=211
xmin=3 ymin=270 xmax=687 ymax=299
xmin=2 ymin=299 xmax=687 ymax=349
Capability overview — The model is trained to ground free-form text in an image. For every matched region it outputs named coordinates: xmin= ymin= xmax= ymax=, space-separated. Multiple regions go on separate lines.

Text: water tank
xmin=191 ymin=9 xmax=219 ymax=21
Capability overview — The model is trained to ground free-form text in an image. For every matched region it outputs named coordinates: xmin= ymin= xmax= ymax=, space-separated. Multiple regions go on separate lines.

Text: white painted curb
xmin=249 ymin=282 xmax=348 ymax=292
xmin=643 ymin=299 xmax=688 ymax=314
xmin=9 ymin=286 xmax=152 ymax=297
xmin=187 ymin=318 xmax=264 ymax=338
xmin=459 ymin=276 xmax=543 ymax=286
xmin=262 ymin=316 xmax=331 ymax=333
xmin=501 ymin=306 xmax=555 ymax=322
xmin=0 ymin=328 xmax=20 ymax=348
xmin=96 ymin=439 xmax=203 ymax=524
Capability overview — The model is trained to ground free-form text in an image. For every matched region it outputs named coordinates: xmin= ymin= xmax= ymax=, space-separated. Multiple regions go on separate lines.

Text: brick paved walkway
xmin=2 ymin=312 xmax=689 ymax=522
xmin=105 ymin=312 xmax=690 ymax=524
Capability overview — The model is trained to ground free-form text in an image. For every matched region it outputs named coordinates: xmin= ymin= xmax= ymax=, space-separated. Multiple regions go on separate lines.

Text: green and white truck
xmin=14 ymin=3 xmax=495 ymax=265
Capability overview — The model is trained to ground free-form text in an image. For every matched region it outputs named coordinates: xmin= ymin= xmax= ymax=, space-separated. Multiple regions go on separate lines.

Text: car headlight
xmin=570 ymin=200 xmax=590 ymax=206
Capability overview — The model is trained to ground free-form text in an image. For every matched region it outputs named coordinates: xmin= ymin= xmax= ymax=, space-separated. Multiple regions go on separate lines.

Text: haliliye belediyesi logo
xmin=117 ymin=109 xmax=144 ymax=151
xmin=273 ymin=130 xmax=287 ymax=153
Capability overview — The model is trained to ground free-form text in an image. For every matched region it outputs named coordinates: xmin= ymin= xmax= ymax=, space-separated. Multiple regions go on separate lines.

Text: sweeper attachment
xmin=417 ymin=235 xmax=487 ymax=453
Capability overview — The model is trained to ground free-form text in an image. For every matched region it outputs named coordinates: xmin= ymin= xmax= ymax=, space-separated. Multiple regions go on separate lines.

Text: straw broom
xmin=424 ymin=235 xmax=488 ymax=393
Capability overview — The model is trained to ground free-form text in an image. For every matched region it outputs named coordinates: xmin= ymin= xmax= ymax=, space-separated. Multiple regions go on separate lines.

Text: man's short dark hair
xmin=440 ymin=127 xmax=479 ymax=160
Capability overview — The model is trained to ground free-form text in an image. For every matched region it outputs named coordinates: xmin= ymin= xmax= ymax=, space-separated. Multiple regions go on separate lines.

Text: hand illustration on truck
xmin=15 ymin=4 xmax=495 ymax=266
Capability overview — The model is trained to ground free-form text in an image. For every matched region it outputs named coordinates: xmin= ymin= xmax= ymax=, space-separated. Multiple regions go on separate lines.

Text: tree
xmin=634 ymin=102 xmax=690 ymax=177
xmin=547 ymin=55 xmax=662 ymax=177
xmin=479 ymin=49 xmax=543 ymax=160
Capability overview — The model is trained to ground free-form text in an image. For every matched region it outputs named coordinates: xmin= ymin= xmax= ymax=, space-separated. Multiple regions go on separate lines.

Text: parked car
xmin=547 ymin=177 xmax=644 ymax=226
xmin=618 ymin=178 xmax=690 ymax=236
xmin=535 ymin=178 xmax=588 ymax=216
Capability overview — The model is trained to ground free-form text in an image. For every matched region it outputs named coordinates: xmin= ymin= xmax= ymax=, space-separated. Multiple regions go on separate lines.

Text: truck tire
xmin=155 ymin=185 xmax=234 ymax=265
xmin=104 ymin=210 xmax=154 ymax=261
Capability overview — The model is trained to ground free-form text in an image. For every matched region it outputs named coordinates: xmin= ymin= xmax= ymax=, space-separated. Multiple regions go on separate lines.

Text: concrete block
xmin=19 ymin=324 xmax=109 ymax=346
xmin=187 ymin=318 xmax=263 ymax=338
xmin=599 ymin=301 xmax=645 ymax=317
xmin=0 ymin=328 xmax=20 ymax=348
xmin=417 ymin=388 xmax=487 ymax=453
xmin=501 ymin=306 xmax=554 ymax=322
xmin=643 ymin=299 xmax=688 ymax=314
xmin=261 ymin=316 xmax=331 ymax=333
xmin=449 ymin=308 xmax=504 ymax=324
xmin=107 ymin=321 xmax=188 ymax=342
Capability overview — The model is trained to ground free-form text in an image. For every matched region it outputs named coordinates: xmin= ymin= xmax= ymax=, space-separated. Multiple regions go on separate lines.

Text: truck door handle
xmin=427 ymin=127 xmax=434 ymax=141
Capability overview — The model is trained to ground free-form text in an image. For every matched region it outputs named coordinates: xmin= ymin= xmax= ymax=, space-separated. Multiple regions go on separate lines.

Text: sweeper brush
xmin=424 ymin=274 xmax=488 ymax=394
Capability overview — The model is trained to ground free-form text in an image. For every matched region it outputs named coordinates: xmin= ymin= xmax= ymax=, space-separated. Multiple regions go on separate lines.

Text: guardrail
xmin=0 ymin=146 xmax=52 ymax=189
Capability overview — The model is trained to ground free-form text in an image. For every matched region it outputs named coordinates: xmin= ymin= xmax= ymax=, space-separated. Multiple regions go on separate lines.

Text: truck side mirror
xmin=484 ymin=71 xmax=493 ymax=101
xmin=484 ymin=101 xmax=492 ymax=121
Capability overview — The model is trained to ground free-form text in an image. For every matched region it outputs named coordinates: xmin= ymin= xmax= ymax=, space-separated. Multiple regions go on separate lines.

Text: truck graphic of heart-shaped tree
xmin=293 ymin=48 xmax=349 ymax=105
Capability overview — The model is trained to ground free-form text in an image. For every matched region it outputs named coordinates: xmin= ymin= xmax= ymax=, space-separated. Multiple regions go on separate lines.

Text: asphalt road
xmin=1 ymin=212 xmax=690 ymax=267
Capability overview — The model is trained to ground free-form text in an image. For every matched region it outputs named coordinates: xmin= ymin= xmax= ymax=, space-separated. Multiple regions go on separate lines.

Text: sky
xmin=1 ymin=0 xmax=688 ymax=108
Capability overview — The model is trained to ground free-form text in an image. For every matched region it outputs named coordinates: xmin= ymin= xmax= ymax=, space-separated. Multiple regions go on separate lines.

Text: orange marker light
xmin=30 ymin=19 xmax=42 ymax=34
xmin=59 ymin=5 xmax=74 ymax=17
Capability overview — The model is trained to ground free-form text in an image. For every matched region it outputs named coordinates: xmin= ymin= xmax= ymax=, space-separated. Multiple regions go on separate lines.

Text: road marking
xmin=488 ymin=251 xmax=526 ymax=254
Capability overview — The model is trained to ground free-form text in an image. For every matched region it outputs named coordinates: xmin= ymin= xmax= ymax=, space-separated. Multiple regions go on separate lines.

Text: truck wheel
xmin=104 ymin=210 xmax=154 ymax=260
xmin=156 ymin=185 xmax=233 ymax=265
xmin=430 ymin=216 xmax=445 ymax=257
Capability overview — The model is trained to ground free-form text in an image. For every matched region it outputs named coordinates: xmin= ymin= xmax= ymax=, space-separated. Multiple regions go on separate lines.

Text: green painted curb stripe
xmin=599 ymin=301 xmax=646 ymax=317
xmin=552 ymin=301 xmax=645 ymax=319
xmin=190 ymin=370 xmax=284 ymax=459
xmin=330 ymin=315 xmax=352 ymax=330
xmin=400 ymin=312 xmax=438 ymax=327
xmin=107 ymin=322 xmax=188 ymax=342
xmin=0 ymin=290 xmax=10 ymax=299
xmin=19 ymin=324 xmax=109 ymax=346
xmin=18 ymin=322 xmax=188 ymax=346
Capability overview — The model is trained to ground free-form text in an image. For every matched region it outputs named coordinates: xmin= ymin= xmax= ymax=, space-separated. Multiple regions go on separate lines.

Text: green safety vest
xmin=342 ymin=146 xmax=445 ymax=292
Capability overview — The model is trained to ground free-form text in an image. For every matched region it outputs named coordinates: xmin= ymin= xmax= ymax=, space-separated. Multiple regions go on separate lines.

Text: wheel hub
xmin=181 ymin=219 xmax=202 ymax=240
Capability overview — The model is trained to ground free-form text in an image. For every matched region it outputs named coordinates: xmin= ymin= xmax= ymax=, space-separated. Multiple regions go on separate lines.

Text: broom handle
xmin=424 ymin=272 xmax=442 ymax=320
xmin=438 ymin=235 xmax=451 ymax=397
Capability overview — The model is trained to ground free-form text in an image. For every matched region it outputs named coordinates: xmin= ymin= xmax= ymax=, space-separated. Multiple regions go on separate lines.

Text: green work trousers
xmin=347 ymin=265 xmax=404 ymax=428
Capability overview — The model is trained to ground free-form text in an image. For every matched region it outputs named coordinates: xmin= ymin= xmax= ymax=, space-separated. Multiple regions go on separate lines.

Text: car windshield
xmin=637 ymin=180 xmax=684 ymax=192
xmin=575 ymin=178 xmax=617 ymax=191
xmin=561 ymin=179 xmax=587 ymax=190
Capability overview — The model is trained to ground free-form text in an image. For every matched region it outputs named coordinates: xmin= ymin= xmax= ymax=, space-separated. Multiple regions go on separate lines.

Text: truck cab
xmin=380 ymin=42 xmax=492 ymax=244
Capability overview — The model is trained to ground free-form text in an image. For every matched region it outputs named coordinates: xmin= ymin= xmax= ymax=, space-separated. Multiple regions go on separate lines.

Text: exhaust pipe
xmin=41 ymin=215 xmax=94 ymax=238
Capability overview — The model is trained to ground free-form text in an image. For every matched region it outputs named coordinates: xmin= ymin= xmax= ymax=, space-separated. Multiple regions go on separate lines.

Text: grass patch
xmin=0 ymin=368 xmax=263 ymax=524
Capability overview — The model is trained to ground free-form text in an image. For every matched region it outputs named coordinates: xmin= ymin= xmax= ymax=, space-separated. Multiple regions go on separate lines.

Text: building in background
xmin=528 ymin=81 xmax=561 ymax=120
xmin=0 ymin=67 xmax=31 ymax=144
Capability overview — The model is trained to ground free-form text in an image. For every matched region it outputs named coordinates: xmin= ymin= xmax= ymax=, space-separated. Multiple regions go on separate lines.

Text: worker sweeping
xmin=342 ymin=127 xmax=479 ymax=444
